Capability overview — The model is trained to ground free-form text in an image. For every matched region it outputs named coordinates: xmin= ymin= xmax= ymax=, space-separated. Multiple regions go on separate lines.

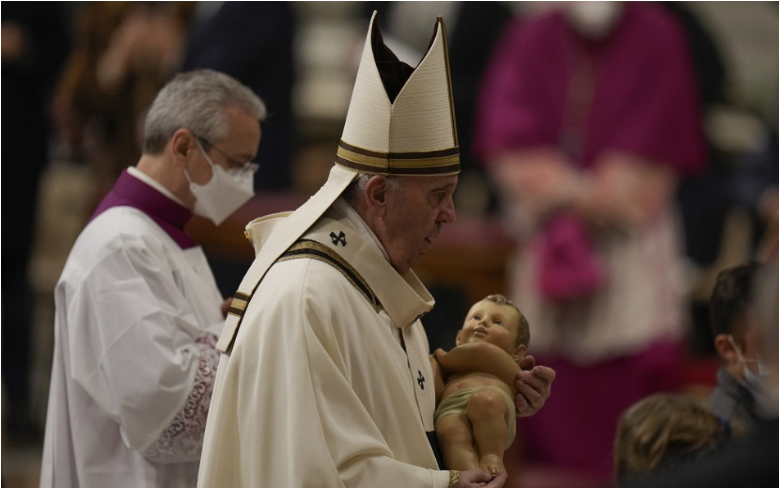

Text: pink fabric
xmin=474 ymin=3 xmax=705 ymax=175
xmin=534 ymin=212 xmax=605 ymax=301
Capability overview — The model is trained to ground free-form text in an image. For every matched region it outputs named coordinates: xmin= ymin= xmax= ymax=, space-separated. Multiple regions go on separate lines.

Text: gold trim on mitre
xmin=337 ymin=12 xmax=460 ymax=176
xmin=336 ymin=141 xmax=460 ymax=175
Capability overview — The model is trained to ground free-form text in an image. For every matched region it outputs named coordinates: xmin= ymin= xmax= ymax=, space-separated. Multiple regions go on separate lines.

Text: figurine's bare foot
xmin=479 ymin=455 xmax=506 ymax=477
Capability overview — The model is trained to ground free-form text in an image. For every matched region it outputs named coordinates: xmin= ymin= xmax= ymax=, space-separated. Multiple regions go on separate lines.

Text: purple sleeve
xmin=473 ymin=13 xmax=569 ymax=163
xmin=474 ymin=13 xmax=565 ymax=161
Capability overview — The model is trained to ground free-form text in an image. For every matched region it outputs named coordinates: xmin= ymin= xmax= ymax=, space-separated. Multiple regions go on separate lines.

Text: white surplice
xmin=41 ymin=204 xmax=224 ymax=487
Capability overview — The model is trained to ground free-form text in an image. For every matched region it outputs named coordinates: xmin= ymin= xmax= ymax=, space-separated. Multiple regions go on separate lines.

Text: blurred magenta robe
xmin=474 ymin=3 xmax=705 ymax=481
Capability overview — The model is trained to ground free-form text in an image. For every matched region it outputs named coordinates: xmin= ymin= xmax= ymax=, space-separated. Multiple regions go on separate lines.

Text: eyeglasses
xmin=194 ymin=135 xmax=259 ymax=177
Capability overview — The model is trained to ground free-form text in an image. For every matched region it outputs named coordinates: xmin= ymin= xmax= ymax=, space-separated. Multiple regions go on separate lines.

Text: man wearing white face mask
xmin=40 ymin=69 xmax=266 ymax=487
xmin=708 ymin=262 xmax=769 ymax=429
xmin=186 ymin=135 xmax=258 ymax=226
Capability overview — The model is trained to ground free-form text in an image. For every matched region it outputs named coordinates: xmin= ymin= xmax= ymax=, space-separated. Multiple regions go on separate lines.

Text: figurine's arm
xmin=429 ymin=354 xmax=447 ymax=405
xmin=434 ymin=343 xmax=521 ymax=391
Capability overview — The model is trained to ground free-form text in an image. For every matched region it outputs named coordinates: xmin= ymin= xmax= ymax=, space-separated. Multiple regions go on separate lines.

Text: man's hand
xmin=220 ymin=298 xmax=232 ymax=318
xmin=514 ymin=355 xmax=555 ymax=417
xmin=491 ymin=149 xmax=582 ymax=225
xmin=590 ymin=152 xmax=676 ymax=227
xmin=434 ymin=348 xmax=448 ymax=365
xmin=459 ymin=469 xmax=507 ymax=488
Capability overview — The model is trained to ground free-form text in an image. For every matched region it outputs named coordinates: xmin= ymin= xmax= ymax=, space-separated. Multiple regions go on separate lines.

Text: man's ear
xmin=714 ymin=334 xmax=737 ymax=363
xmin=513 ymin=345 xmax=528 ymax=366
xmin=169 ymin=128 xmax=195 ymax=168
xmin=363 ymin=175 xmax=389 ymax=217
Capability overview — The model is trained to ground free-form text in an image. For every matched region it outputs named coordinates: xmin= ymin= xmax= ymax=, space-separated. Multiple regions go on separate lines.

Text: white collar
xmin=305 ymin=200 xmax=434 ymax=329
xmin=127 ymin=166 xmax=187 ymax=207
xmin=333 ymin=197 xmax=390 ymax=263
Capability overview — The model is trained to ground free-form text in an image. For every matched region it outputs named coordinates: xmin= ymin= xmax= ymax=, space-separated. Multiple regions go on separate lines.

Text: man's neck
xmin=135 ymin=155 xmax=191 ymax=208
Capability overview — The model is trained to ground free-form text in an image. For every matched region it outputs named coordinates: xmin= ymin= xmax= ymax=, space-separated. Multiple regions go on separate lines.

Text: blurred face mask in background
xmin=728 ymin=334 xmax=770 ymax=395
xmin=565 ymin=1 xmax=624 ymax=40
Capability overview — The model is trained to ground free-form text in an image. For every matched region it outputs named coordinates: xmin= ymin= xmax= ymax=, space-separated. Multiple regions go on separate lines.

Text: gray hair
xmin=142 ymin=69 xmax=267 ymax=154
xmin=341 ymin=173 xmax=405 ymax=204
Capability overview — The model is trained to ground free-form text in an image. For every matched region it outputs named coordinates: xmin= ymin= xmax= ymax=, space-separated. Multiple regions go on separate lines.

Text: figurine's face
xmin=456 ymin=300 xmax=520 ymax=355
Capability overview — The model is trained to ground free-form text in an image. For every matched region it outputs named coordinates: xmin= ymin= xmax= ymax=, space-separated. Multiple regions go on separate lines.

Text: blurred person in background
xmin=474 ymin=1 xmax=705 ymax=480
xmin=52 ymin=2 xmax=196 ymax=211
xmin=1 ymin=1 xmax=70 ymax=441
xmin=613 ymin=393 xmax=736 ymax=487
xmin=635 ymin=262 xmax=777 ymax=487
xmin=40 ymin=70 xmax=266 ymax=487
xmin=708 ymin=262 xmax=768 ymax=429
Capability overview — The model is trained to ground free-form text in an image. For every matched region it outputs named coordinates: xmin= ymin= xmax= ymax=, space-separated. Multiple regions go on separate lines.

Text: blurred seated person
xmin=632 ymin=262 xmax=778 ymax=488
xmin=614 ymin=393 xmax=735 ymax=487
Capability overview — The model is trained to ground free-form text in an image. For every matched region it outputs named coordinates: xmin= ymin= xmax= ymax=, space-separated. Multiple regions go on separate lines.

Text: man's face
xmin=456 ymin=300 xmax=520 ymax=355
xmin=188 ymin=105 xmax=261 ymax=186
xmin=379 ymin=174 xmax=457 ymax=274
xmin=733 ymin=321 xmax=766 ymax=377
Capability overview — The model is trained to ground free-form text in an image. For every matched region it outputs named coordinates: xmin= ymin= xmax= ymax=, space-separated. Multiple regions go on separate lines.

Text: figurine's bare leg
xmin=466 ymin=388 xmax=509 ymax=476
xmin=435 ymin=413 xmax=479 ymax=470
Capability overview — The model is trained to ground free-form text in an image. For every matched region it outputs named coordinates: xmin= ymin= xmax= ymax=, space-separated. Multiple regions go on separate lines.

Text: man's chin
xmin=407 ymin=253 xmax=426 ymax=271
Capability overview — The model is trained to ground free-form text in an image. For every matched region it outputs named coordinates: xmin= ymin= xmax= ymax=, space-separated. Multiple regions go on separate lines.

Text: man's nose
xmin=440 ymin=196 xmax=456 ymax=224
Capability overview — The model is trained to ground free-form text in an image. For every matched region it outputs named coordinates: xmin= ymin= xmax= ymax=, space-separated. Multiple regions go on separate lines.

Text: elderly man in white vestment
xmin=40 ymin=70 xmax=267 ymax=487
xmin=198 ymin=13 xmax=555 ymax=488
